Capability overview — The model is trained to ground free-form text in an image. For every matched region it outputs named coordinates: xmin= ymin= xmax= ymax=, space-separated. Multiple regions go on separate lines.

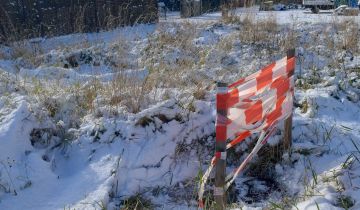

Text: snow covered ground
xmin=0 ymin=7 xmax=360 ymax=210
xmin=165 ymin=7 xmax=360 ymax=25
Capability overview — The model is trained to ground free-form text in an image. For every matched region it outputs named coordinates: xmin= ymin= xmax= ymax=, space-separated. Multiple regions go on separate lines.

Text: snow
xmin=0 ymin=6 xmax=360 ymax=210
xmin=165 ymin=7 xmax=360 ymax=25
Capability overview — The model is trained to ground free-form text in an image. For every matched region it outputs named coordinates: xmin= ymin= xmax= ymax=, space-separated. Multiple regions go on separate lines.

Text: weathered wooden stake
xmin=214 ymin=82 xmax=228 ymax=210
xmin=284 ymin=49 xmax=295 ymax=151
xmin=284 ymin=115 xmax=292 ymax=150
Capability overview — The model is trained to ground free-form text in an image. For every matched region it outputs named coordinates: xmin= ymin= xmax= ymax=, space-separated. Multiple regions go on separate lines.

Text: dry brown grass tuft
xmin=239 ymin=13 xmax=278 ymax=44
xmin=280 ymin=26 xmax=297 ymax=53
xmin=156 ymin=21 xmax=198 ymax=51
xmin=120 ymin=194 xmax=155 ymax=210
xmin=139 ymin=22 xmax=205 ymax=91
xmin=330 ymin=17 xmax=359 ymax=53
xmin=341 ymin=20 xmax=359 ymax=53
xmin=245 ymin=142 xmax=284 ymax=178
xmin=217 ymin=34 xmax=236 ymax=52
xmin=7 ymin=40 xmax=45 ymax=67
xmin=101 ymin=72 xmax=152 ymax=113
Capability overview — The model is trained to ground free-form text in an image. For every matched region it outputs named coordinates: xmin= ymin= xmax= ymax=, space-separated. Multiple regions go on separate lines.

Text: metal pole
xmin=214 ymin=82 xmax=228 ymax=210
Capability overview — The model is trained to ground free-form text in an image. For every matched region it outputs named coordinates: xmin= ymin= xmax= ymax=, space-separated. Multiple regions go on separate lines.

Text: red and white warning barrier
xmin=198 ymin=51 xmax=295 ymax=208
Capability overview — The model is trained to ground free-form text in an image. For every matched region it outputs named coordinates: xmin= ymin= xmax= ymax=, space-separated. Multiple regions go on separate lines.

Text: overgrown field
xmin=0 ymin=9 xmax=360 ymax=210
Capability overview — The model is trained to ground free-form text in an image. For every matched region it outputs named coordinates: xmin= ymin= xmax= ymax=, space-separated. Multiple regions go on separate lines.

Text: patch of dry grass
xmin=238 ymin=13 xmax=278 ymax=44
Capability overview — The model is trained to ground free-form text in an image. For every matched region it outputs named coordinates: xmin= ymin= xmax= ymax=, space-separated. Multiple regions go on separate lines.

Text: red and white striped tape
xmin=198 ymin=54 xmax=295 ymax=208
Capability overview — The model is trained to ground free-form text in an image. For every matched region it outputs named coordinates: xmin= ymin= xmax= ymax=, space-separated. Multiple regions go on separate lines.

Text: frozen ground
xmin=0 ymin=7 xmax=360 ymax=210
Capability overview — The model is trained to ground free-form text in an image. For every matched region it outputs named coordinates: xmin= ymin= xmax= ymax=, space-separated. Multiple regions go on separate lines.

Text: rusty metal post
xmin=214 ymin=82 xmax=228 ymax=210
xmin=284 ymin=49 xmax=295 ymax=152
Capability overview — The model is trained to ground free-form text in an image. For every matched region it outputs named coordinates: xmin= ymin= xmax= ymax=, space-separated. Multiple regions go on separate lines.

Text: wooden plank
xmin=214 ymin=82 xmax=228 ymax=210
xmin=284 ymin=49 xmax=295 ymax=152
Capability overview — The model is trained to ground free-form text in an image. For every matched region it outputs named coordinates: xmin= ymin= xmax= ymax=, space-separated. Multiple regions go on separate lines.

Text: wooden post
xmin=284 ymin=113 xmax=292 ymax=150
xmin=284 ymin=49 xmax=295 ymax=151
xmin=214 ymin=82 xmax=228 ymax=210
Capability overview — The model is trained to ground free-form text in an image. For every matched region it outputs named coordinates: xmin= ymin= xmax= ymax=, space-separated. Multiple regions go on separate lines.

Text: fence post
xmin=284 ymin=49 xmax=295 ymax=151
xmin=214 ymin=82 xmax=228 ymax=210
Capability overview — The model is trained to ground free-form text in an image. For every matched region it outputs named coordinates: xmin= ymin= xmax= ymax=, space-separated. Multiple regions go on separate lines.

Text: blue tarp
xmin=348 ymin=0 xmax=358 ymax=7
xmin=335 ymin=0 xmax=358 ymax=7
